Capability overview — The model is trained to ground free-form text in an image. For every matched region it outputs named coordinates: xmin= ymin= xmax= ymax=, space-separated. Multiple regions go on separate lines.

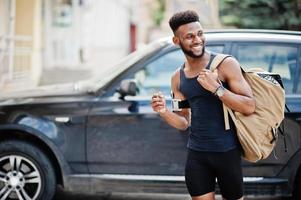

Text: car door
xmin=231 ymin=42 xmax=301 ymax=177
xmin=86 ymin=44 xmax=224 ymax=175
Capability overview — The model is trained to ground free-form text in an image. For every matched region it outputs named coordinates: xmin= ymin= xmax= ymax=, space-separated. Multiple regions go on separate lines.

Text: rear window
xmin=235 ymin=44 xmax=299 ymax=94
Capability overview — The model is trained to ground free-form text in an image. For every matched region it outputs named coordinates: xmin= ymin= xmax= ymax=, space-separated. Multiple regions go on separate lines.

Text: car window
xmin=134 ymin=50 xmax=185 ymax=96
xmin=297 ymin=53 xmax=301 ymax=94
xmin=207 ymin=45 xmax=224 ymax=54
xmin=235 ymin=44 xmax=299 ymax=94
xmin=134 ymin=45 xmax=225 ymax=96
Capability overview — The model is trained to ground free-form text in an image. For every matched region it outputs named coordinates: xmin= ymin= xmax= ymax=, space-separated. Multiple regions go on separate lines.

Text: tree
xmin=151 ymin=0 xmax=166 ymax=27
xmin=219 ymin=0 xmax=301 ymax=30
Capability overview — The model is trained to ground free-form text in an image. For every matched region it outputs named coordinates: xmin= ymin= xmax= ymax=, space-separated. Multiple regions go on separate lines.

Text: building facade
xmin=0 ymin=0 xmax=42 ymax=90
xmin=0 ymin=0 xmax=221 ymax=90
xmin=0 ymin=0 xmax=133 ymax=89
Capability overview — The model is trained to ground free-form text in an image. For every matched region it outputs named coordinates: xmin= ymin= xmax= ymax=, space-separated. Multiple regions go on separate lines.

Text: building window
xmin=52 ymin=0 xmax=73 ymax=27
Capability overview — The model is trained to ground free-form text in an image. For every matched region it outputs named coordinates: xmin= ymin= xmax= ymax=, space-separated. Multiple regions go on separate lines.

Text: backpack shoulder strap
xmin=210 ymin=54 xmax=232 ymax=72
xmin=209 ymin=54 xmax=232 ymax=130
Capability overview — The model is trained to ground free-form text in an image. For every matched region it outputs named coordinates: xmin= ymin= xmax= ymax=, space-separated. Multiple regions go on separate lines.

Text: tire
xmin=293 ymin=166 xmax=301 ymax=200
xmin=0 ymin=140 xmax=56 ymax=200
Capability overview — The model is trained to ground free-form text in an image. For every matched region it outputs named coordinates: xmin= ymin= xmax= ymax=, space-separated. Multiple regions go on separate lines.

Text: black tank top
xmin=179 ymin=53 xmax=238 ymax=152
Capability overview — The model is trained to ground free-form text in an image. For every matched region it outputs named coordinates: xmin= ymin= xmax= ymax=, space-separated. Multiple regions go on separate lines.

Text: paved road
xmin=53 ymin=188 xmax=288 ymax=200
xmin=53 ymin=188 xmax=191 ymax=200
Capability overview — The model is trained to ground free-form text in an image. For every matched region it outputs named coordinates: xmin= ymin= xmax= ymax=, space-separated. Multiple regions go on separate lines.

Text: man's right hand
xmin=151 ymin=92 xmax=167 ymax=114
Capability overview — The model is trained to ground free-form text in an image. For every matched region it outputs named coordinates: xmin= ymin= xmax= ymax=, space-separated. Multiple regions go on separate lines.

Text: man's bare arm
xmin=218 ymin=57 xmax=255 ymax=115
xmin=151 ymin=70 xmax=190 ymax=131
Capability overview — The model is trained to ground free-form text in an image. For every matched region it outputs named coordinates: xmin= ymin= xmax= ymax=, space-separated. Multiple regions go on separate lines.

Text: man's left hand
xmin=197 ymin=69 xmax=220 ymax=93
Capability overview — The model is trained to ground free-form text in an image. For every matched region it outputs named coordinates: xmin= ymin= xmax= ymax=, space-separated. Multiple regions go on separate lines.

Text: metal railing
xmin=0 ymin=35 xmax=33 ymax=90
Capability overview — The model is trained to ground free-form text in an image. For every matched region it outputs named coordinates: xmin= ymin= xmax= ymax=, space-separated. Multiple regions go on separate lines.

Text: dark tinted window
xmin=236 ymin=44 xmax=299 ymax=94
xmin=134 ymin=45 xmax=225 ymax=96
xmin=134 ymin=50 xmax=184 ymax=96
xmin=207 ymin=45 xmax=224 ymax=54
xmin=297 ymin=53 xmax=301 ymax=94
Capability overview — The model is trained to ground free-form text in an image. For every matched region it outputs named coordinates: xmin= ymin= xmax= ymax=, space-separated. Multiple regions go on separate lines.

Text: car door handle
xmin=55 ymin=117 xmax=70 ymax=123
xmin=55 ymin=117 xmax=85 ymax=124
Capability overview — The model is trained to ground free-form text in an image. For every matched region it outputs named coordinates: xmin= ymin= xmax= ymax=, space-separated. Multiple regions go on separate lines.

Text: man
xmin=151 ymin=10 xmax=255 ymax=200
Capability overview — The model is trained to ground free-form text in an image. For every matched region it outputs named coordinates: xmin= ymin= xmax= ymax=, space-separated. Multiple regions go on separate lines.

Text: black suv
xmin=0 ymin=30 xmax=300 ymax=200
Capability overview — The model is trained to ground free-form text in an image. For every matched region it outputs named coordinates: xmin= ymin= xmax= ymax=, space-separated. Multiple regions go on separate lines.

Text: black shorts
xmin=185 ymin=148 xmax=243 ymax=199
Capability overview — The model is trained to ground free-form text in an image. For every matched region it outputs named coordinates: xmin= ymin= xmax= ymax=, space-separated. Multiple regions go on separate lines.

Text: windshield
xmin=80 ymin=38 xmax=171 ymax=93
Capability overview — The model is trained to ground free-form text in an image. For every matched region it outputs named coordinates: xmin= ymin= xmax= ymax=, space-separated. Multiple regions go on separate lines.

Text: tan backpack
xmin=210 ymin=54 xmax=286 ymax=162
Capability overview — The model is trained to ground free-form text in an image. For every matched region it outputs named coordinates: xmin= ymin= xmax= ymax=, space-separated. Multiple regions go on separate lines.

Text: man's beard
xmin=179 ymin=42 xmax=205 ymax=58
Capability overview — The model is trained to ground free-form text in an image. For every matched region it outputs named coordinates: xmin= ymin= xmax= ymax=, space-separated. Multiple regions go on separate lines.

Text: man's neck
xmin=185 ymin=51 xmax=210 ymax=71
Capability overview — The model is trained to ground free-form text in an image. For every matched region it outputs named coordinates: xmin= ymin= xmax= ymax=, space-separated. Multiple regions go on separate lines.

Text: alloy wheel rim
xmin=0 ymin=155 xmax=42 ymax=200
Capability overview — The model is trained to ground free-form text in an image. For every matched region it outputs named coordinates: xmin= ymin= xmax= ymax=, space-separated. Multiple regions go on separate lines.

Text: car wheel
xmin=293 ymin=166 xmax=301 ymax=200
xmin=0 ymin=140 xmax=56 ymax=200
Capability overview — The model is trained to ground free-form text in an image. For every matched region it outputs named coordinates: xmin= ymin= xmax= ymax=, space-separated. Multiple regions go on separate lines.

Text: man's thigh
xmin=215 ymin=148 xmax=243 ymax=199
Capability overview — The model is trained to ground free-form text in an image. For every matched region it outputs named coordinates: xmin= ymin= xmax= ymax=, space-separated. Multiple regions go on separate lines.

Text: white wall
xmin=81 ymin=0 xmax=131 ymax=72
xmin=0 ymin=0 xmax=8 ymax=36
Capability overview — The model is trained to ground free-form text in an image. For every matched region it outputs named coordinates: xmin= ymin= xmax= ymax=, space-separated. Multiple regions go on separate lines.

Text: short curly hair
xmin=169 ymin=10 xmax=200 ymax=33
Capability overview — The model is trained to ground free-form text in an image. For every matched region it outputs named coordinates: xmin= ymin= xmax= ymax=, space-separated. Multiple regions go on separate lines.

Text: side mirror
xmin=116 ymin=79 xmax=138 ymax=99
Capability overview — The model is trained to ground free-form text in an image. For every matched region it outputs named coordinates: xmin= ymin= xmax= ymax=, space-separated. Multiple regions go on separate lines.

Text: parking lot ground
xmin=54 ymin=187 xmax=290 ymax=200
xmin=54 ymin=189 xmax=191 ymax=200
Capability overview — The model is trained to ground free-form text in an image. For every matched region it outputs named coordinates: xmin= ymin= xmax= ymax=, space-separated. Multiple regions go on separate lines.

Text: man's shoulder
xmin=220 ymin=55 xmax=239 ymax=67
xmin=218 ymin=55 xmax=243 ymax=80
xmin=171 ymin=67 xmax=182 ymax=80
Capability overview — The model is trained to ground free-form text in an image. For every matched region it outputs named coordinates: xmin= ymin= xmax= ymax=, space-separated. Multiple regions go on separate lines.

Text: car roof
xmin=205 ymin=29 xmax=301 ymax=43
xmin=206 ymin=29 xmax=301 ymax=36
xmin=161 ymin=29 xmax=301 ymax=44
